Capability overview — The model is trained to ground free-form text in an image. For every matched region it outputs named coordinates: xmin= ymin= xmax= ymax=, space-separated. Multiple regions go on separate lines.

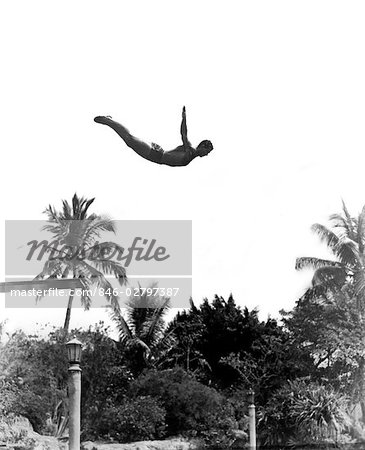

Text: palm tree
xmin=295 ymin=201 xmax=365 ymax=306
xmin=296 ymin=201 xmax=365 ymax=418
xmin=36 ymin=194 xmax=127 ymax=332
xmin=110 ymin=284 xmax=175 ymax=374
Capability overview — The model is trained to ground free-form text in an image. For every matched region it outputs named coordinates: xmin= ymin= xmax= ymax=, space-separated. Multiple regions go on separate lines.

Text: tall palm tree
xmin=295 ymin=201 xmax=365 ymax=306
xmin=36 ymin=194 xmax=127 ymax=332
xmin=295 ymin=201 xmax=365 ymax=419
xmin=110 ymin=284 xmax=175 ymax=374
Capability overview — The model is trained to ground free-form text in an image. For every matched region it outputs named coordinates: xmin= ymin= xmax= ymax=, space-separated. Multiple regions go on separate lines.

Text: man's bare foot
xmin=94 ymin=116 xmax=113 ymax=124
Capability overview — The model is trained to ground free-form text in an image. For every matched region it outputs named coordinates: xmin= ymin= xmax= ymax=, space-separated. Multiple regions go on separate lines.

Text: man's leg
xmin=94 ymin=116 xmax=152 ymax=160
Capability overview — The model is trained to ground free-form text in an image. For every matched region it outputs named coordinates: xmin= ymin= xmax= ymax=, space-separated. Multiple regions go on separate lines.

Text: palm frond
xmin=34 ymin=260 xmax=64 ymax=280
xmin=311 ymin=223 xmax=341 ymax=250
xmin=312 ymin=266 xmax=347 ymax=288
xmin=335 ymin=239 xmax=359 ymax=267
xmin=357 ymin=205 xmax=365 ymax=254
xmin=300 ymin=285 xmax=332 ymax=304
xmin=110 ymin=307 xmax=134 ymax=343
xmin=311 ymin=224 xmax=358 ymax=266
xmin=94 ymin=275 xmax=120 ymax=311
xmin=143 ymin=297 xmax=171 ymax=346
xmin=83 ymin=218 xmax=116 ymax=245
xmin=295 ymin=257 xmax=341 ymax=271
xmin=86 ymin=241 xmax=126 ymax=269
xmin=341 ymin=200 xmax=353 ymax=225
xmin=88 ymin=258 xmax=127 ymax=282
xmin=43 ymin=205 xmax=61 ymax=223
xmin=152 ymin=324 xmax=176 ymax=355
xmin=62 ymin=199 xmax=72 ymax=219
xmin=353 ymin=270 xmax=365 ymax=301
xmin=74 ymin=260 xmax=103 ymax=280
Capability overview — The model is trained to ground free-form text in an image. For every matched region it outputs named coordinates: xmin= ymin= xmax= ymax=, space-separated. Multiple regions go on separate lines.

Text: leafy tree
xmin=172 ymin=296 xmax=262 ymax=386
xmin=282 ymin=288 xmax=365 ymax=404
xmin=36 ymin=193 xmax=127 ymax=332
xmin=167 ymin=295 xmax=309 ymax=393
xmin=110 ymin=285 xmax=175 ymax=375
xmin=197 ymin=296 xmax=260 ymax=375
xmin=164 ymin=299 xmax=209 ymax=375
xmin=222 ymin=317 xmax=314 ymax=404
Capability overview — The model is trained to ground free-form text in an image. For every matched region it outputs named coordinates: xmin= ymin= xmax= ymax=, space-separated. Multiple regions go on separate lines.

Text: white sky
xmin=1 ymin=1 xmax=365 ymax=336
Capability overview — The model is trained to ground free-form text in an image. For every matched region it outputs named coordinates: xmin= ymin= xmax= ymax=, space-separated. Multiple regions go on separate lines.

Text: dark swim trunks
xmin=149 ymin=142 xmax=164 ymax=164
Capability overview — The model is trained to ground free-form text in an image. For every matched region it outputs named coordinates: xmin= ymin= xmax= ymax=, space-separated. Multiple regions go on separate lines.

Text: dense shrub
xmin=131 ymin=368 xmax=236 ymax=437
xmin=0 ymin=380 xmax=19 ymax=416
xmin=0 ymin=414 xmax=35 ymax=448
xmin=0 ymin=329 xmax=68 ymax=433
xmin=0 ymin=378 xmax=53 ymax=433
xmin=95 ymin=396 xmax=166 ymax=442
xmin=0 ymin=324 xmax=131 ymax=435
xmin=259 ymin=379 xmax=352 ymax=448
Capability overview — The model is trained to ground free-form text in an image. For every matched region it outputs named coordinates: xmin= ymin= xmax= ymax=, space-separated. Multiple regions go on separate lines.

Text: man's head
xmin=196 ymin=140 xmax=213 ymax=157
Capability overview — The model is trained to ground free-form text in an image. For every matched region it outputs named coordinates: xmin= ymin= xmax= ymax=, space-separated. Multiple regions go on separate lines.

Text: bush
xmin=95 ymin=396 xmax=166 ymax=443
xmin=131 ymin=368 xmax=236 ymax=439
xmin=0 ymin=330 xmax=68 ymax=433
xmin=0 ymin=380 xmax=19 ymax=416
xmin=259 ymin=379 xmax=352 ymax=448
xmin=0 ymin=378 xmax=51 ymax=433
xmin=0 ymin=324 xmax=131 ymax=435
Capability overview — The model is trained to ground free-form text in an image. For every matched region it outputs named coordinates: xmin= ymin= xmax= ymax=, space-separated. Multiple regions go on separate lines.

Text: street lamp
xmin=66 ymin=337 xmax=83 ymax=366
xmin=248 ymin=388 xmax=255 ymax=405
xmin=66 ymin=337 xmax=82 ymax=450
xmin=248 ymin=389 xmax=256 ymax=450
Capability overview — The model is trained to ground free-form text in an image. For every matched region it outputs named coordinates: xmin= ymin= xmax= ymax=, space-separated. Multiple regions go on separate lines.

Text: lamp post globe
xmin=66 ymin=337 xmax=82 ymax=365
xmin=248 ymin=388 xmax=255 ymax=405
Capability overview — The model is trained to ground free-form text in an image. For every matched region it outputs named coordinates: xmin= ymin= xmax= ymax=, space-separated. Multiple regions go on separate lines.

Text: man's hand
xmin=180 ymin=106 xmax=190 ymax=148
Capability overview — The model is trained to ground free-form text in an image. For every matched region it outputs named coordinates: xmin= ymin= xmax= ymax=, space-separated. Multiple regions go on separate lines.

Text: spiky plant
xmin=110 ymin=284 xmax=175 ymax=374
xmin=259 ymin=379 xmax=351 ymax=447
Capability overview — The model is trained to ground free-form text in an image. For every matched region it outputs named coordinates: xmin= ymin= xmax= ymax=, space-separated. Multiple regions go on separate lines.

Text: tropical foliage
xmin=292 ymin=202 xmax=365 ymax=415
xmin=295 ymin=201 xmax=365 ymax=305
xmin=36 ymin=193 xmax=127 ymax=331
xmin=110 ymin=285 xmax=175 ymax=375
xmin=259 ymin=379 xmax=352 ymax=447
xmin=4 ymin=199 xmax=365 ymax=447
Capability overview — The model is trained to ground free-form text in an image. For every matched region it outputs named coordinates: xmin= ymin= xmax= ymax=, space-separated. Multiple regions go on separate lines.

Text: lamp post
xmin=66 ymin=337 xmax=82 ymax=450
xmin=248 ymin=389 xmax=256 ymax=450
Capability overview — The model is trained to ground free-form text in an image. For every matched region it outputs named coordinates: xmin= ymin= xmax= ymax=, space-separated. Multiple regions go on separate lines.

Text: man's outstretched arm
xmin=180 ymin=106 xmax=191 ymax=148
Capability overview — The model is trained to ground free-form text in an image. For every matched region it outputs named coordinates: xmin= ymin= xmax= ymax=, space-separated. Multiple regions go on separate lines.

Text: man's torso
xmin=161 ymin=145 xmax=194 ymax=167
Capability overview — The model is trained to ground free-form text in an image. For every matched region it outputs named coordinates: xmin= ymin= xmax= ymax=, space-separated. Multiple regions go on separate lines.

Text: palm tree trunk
xmin=63 ymin=290 xmax=74 ymax=332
